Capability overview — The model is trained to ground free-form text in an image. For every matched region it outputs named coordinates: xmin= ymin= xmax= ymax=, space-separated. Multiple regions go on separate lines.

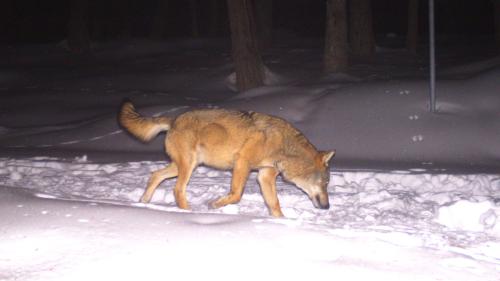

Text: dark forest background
xmin=0 ymin=0 xmax=497 ymax=45
xmin=1 ymin=0 xmax=499 ymax=91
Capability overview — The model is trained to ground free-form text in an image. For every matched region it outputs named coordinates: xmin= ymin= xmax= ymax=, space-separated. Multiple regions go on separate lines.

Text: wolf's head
xmin=279 ymin=150 xmax=335 ymax=210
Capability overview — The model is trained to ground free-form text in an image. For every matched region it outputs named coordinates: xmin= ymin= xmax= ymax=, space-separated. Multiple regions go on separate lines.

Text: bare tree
xmin=68 ymin=0 xmax=90 ymax=53
xmin=189 ymin=0 xmax=200 ymax=37
xmin=150 ymin=0 xmax=169 ymax=39
xmin=324 ymin=0 xmax=349 ymax=72
xmin=254 ymin=0 xmax=273 ymax=49
xmin=494 ymin=0 xmax=500 ymax=47
xmin=407 ymin=0 xmax=419 ymax=53
xmin=227 ymin=0 xmax=264 ymax=91
xmin=209 ymin=0 xmax=221 ymax=36
xmin=349 ymin=0 xmax=375 ymax=58
xmin=0 ymin=0 xmax=14 ymax=44
xmin=110 ymin=0 xmax=132 ymax=39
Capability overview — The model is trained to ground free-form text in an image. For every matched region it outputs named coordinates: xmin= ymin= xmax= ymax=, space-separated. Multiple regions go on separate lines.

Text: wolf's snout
xmin=313 ymin=194 xmax=330 ymax=209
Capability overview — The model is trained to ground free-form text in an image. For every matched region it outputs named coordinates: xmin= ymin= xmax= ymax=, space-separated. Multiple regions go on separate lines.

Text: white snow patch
xmin=436 ymin=200 xmax=499 ymax=233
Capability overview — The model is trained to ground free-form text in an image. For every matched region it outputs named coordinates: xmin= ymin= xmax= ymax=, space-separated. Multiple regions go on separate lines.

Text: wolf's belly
xmin=196 ymin=143 xmax=239 ymax=170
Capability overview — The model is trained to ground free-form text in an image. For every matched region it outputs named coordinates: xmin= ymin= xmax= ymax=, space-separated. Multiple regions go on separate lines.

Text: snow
xmin=1 ymin=182 xmax=499 ymax=281
xmin=1 ymin=39 xmax=499 ymax=280
xmin=436 ymin=200 xmax=499 ymax=233
xmin=1 ymin=157 xmax=499 ymax=280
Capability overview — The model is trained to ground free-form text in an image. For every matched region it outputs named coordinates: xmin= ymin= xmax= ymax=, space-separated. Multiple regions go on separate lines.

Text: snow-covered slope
xmin=2 ymin=72 xmax=499 ymax=171
xmin=1 ymin=40 xmax=499 ymax=171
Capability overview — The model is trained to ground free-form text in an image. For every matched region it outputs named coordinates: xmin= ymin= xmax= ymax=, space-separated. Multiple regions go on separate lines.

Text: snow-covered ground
xmin=1 ymin=157 xmax=499 ymax=280
xmin=1 ymin=39 xmax=499 ymax=280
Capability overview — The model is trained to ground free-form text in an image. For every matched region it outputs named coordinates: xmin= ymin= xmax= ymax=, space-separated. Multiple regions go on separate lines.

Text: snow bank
xmin=436 ymin=200 xmax=499 ymax=233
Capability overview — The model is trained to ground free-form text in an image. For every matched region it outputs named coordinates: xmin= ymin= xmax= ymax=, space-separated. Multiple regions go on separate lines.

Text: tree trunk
xmin=209 ymin=0 xmax=221 ymax=36
xmin=113 ymin=0 xmax=132 ymax=38
xmin=324 ymin=0 xmax=349 ymax=72
xmin=0 ymin=0 xmax=14 ymax=44
xmin=68 ymin=0 xmax=90 ymax=53
xmin=189 ymin=0 xmax=200 ymax=37
xmin=150 ymin=0 xmax=169 ymax=39
xmin=495 ymin=0 xmax=500 ymax=47
xmin=226 ymin=0 xmax=265 ymax=91
xmin=254 ymin=0 xmax=273 ymax=50
xmin=406 ymin=0 xmax=419 ymax=53
xmin=349 ymin=0 xmax=374 ymax=58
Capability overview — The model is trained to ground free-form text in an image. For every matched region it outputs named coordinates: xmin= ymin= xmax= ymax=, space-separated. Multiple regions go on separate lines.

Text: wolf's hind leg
xmin=257 ymin=167 xmax=284 ymax=217
xmin=172 ymin=155 xmax=196 ymax=210
xmin=140 ymin=163 xmax=178 ymax=203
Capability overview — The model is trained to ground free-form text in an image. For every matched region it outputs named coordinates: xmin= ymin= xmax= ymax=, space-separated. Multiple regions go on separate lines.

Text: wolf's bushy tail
xmin=118 ymin=101 xmax=172 ymax=142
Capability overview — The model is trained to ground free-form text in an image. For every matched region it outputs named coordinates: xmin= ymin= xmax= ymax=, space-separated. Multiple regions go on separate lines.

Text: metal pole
xmin=429 ymin=0 xmax=436 ymax=113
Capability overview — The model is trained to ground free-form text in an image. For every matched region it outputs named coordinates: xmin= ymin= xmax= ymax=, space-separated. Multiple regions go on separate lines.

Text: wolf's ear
xmin=320 ymin=150 xmax=335 ymax=166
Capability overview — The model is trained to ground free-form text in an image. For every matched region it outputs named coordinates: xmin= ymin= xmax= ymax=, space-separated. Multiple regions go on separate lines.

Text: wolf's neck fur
xmin=282 ymin=128 xmax=318 ymax=159
xmin=253 ymin=112 xmax=318 ymax=165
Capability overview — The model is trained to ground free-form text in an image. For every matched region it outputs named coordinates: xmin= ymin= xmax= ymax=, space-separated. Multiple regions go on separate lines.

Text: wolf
xmin=118 ymin=101 xmax=334 ymax=217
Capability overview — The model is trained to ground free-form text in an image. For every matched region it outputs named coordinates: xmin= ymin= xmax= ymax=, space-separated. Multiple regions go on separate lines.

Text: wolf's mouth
xmin=313 ymin=194 xmax=330 ymax=210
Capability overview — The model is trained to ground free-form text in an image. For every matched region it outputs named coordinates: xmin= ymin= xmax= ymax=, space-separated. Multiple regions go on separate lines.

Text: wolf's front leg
xmin=257 ymin=167 xmax=284 ymax=217
xmin=210 ymin=158 xmax=250 ymax=209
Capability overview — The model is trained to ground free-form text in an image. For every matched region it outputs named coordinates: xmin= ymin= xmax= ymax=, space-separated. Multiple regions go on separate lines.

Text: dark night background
xmin=0 ymin=0 xmax=497 ymax=46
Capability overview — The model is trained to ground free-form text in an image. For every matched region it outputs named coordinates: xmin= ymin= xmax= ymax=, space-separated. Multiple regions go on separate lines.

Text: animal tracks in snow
xmin=390 ymin=88 xmax=425 ymax=143
xmin=408 ymin=114 xmax=424 ymax=142
xmin=412 ymin=135 xmax=424 ymax=142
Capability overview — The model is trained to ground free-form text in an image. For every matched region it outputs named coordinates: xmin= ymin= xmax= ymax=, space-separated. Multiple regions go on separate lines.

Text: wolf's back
xmin=118 ymin=101 xmax=172 ymax=142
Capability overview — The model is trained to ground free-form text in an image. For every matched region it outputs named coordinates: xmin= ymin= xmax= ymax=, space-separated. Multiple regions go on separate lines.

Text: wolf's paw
xmin=270 ymin=209 xmax=284 ymax=218
xmin=208 ymin=199 xmax=224 ymax=209
xmin=139 ymin=196 xmax=151 ymax=204
xmin=175 ymin=199 xmax=191 ymax=210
